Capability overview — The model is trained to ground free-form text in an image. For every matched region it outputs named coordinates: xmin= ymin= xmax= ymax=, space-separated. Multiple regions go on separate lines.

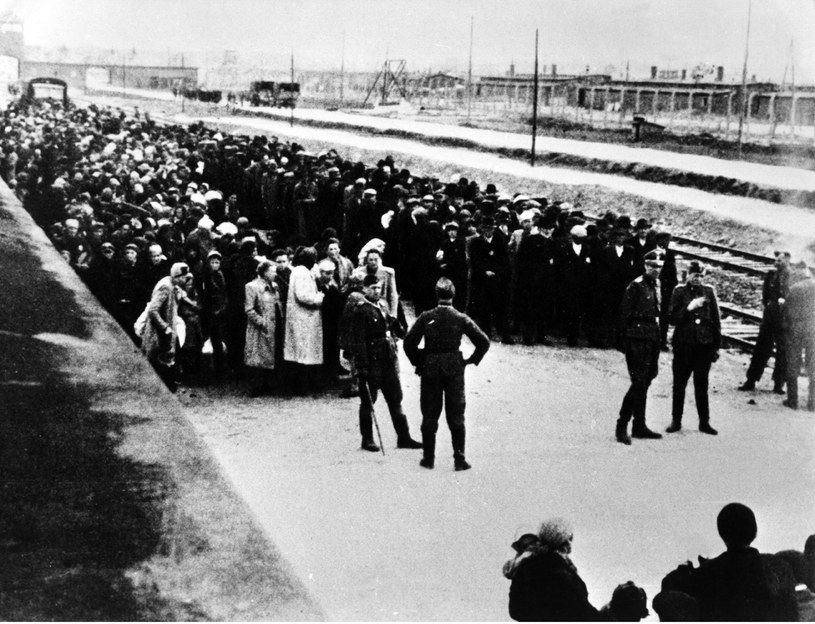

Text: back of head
xmin=537 ymin=518 xmax=573 ymax=554
xmin=608 ymin=581 xmax=649 ymax=621
xmin=717 ymin=502 xmax=757 ymax=548
xmin=435 ymin=277 xmax=455 ymax=301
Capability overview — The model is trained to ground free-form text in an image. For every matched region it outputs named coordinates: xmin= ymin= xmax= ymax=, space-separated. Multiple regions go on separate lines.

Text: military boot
xmin=616 ymin=418 xmax=632 ymax=445
xmin=420 ymin=433 xmax=435 ymax=469
xmin=452 ymin=429 xmax=471 ymax=471
xmin=665 ymin=418 xmax=682 ymax=433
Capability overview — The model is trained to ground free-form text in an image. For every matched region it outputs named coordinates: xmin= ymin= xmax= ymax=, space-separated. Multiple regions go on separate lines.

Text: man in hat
xmin=738 ymin=251 xmax=791 ymax=393
xmin=783 ymin=261 xmax=815 ymax=410
xmin=616 ymin=249 xmax=665 ymax=444
xmin=404 ymin=278 xmax=490 ymax=471
xmin=593 ymin=227 xmax=635 ymax=348
xmin=346 ymin=274 xmax=422 ymax=452
xmin=630 ymin=218 xmax=655 ymax=275
xmin=468 ymin=215 xmax=514 ymax=344
xmin=438 ymin=221 xmax=468 ymax=311
xmin=666 ymin=261 xmax=721 ymax=435
xmin=515 ymin=214 xmax=558 ymax=345
xmin=557 ymin=224 xmax=593 ymax=347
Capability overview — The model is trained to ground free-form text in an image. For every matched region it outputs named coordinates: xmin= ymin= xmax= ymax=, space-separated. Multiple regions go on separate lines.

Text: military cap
xmin=644 ymin=249 xmax=665 ymax=266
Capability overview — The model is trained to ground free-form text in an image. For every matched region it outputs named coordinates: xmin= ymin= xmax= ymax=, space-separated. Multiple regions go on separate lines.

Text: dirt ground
xmin=178 ymin=335 xmax=815 ymax=621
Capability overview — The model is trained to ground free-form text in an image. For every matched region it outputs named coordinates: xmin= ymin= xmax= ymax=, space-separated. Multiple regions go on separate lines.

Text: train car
xmin=21 ymin=77 xmax=69 ymax=107
xmin=249 ymin=81 xmax=300 ymax=108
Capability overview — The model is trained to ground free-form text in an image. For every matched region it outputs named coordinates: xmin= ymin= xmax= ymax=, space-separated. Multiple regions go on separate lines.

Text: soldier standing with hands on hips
xmin=404 ymin=278 xmax=490 ymax=471
xmin=616 ymin=249 xmax=665 ymax=445
xmin=666 ymin=261 xmax=721 ymax=435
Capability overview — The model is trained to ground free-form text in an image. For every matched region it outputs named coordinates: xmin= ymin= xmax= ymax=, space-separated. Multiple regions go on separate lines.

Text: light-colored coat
xmin=141 ymin=275 xmax=178 ymax=364
xmin=244 ymin=277 xmax=280 ymax=370
xmin=284 ymin=265 xmax=325 ymax=365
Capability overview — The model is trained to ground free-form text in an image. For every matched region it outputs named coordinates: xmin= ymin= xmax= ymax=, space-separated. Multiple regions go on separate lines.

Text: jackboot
xmin=665 ymin=418 xmax=682 ymax=433
xmin=452 ymin=429 xmax=471 ymax=470
xmin=632 ymin=422 xmax=662 ymax=439
xmin=420 ymin=433 xmax=436 ymax=469
xmin=616 ymin=418 xmax=632 ymax=445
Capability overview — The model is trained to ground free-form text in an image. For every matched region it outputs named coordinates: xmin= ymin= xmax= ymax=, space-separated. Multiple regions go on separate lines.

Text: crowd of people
xmin=504 ymin=503 xmax=815 ymax=621
xmin=0 ymin=98 xmax=690 ymax=383
xmin=2 ymin=92 xmax=814 ymax=621
xmin=2 ymin=96 xmax=812 ymax=430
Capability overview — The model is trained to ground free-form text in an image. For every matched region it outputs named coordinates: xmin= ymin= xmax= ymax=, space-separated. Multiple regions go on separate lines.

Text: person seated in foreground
xmin=654 ymin=502 xmax=798 ymax=621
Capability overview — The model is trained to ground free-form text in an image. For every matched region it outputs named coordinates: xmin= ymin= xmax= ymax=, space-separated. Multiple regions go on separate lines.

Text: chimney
xmin=509 ymin=62 xmax=515 ymax=77
xmin=716 ymin=66 xmax=724 ymax=82
xmin=651 ymin=66 xmax=657 ymax=79
xmin=551 ymin=64 xmax=557 ymax=77
xmin=681 ymin=69 xmax=687 ymax=81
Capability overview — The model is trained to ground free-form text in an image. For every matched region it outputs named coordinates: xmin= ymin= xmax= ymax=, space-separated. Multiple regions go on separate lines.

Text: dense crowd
xmin=0 ymin=98 xmax=694 ymax=391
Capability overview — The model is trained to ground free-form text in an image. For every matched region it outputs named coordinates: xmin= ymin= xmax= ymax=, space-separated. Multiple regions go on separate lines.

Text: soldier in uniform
xmin=666 ymin=261 xmax=721 ymax=435
xmin=347 ymin=274 xmax=423 ymax=452
xmin=616 ymin=249 xmax=665 ymax=444
xmin=738 ymin=251 xmax=791 ymax=393
xmin=404 ymin=278 xmax=490 ymax=471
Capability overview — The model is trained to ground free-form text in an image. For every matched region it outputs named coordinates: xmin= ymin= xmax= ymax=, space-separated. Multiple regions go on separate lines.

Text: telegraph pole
xmin=531 ymin=29 xmax=539 ymax=167
xmin=290 ymin=50 xmax=295 ymax=127
xmin=737 ymin=0 xmax=752 ymax=159
xmin=467 ymin=16 xmax=474 ymax=120
xmin=339 ymin=31 xmax=345 ymax=107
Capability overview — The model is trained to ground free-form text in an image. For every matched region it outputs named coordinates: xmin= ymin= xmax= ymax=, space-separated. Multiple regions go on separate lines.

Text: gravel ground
xmin=179 ymin=337 xmax=815 ymax=621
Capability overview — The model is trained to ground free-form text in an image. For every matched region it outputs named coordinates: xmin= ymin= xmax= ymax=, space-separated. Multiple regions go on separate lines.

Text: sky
xmin=2 ymin=0 xmax=815 ymax=83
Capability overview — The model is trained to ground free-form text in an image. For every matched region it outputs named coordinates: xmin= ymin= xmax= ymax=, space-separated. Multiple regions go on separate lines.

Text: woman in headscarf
xmin=244 ymin=259 xmax=281 ymax=396
xmin=505 ymin=518 xmax=601 ymax=622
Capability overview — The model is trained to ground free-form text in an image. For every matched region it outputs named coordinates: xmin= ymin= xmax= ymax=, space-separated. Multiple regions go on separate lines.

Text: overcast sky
xmin=2 ymin=0 xmax=815 ymax=82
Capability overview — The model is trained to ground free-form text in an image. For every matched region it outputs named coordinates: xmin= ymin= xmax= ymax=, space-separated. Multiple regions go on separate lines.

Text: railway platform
xmin=0 ymin=182 xmax=323 ymax=620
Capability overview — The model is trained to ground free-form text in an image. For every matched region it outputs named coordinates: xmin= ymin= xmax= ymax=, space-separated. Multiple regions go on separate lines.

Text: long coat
xmin=284 ymin=265 xmax=325 ymax=365
xmin=244 ymin=277 xmax=279 ymax=370
xmin=141 ymin=276 xmax=178 ymax=365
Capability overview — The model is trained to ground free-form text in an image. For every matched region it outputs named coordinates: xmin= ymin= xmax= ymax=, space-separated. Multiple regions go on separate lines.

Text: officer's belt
xmin=424 ymin=348 xmax=459 ymax=354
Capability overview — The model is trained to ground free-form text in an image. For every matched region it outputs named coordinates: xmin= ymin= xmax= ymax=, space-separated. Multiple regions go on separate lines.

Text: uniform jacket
xmin=785 ymin=277 xmax=815 ymax=337
xmin=618 ymin=274 xmax=661 ymax=342
xmin=670 ymin=282 xmax=721 ymax=349
xmin=243 ymin=277 xmax=279 ymax=370
xmin=347 ymin=297 xmax=399 ymax=372
xmin=404 ymin=303 xmax=490 ymax=377
xmin=283 ymin=265 xmax=325 ymax=365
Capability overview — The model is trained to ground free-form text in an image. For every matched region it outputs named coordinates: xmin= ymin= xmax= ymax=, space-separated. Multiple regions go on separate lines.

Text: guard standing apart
xmin=404 ymin=278 xmax=490 ymax=471
xmin=783 ymin=261 xmax=815 ymax=411
xmin=738 ymin=251 xmax=791 ymax=393
xmin=666 ymin=261 xmax=721 ymax=435
xmin=616 ymin=249 xmax=665 ymax=445
xmin=347 ymin=274 xmax=423 ymax=452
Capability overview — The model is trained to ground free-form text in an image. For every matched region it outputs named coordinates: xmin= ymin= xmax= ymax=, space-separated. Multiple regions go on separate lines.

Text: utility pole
xmin=737 ymin=0 xmax=752 ymax=159
xmin=531 ymin=29 xmax=539 ymax=167
xmin=339 ymin=31 xmax=345 ymax=107
xmin=467 ymin=16 xmax=474 ymax=120
xmin=290 ymin=50 xmax=295 ymax=127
